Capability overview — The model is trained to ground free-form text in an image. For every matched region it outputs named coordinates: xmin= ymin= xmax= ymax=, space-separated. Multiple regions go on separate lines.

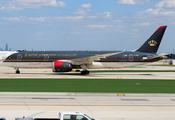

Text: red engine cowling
xmin=52 ymin=61 xmax=72 ymax=72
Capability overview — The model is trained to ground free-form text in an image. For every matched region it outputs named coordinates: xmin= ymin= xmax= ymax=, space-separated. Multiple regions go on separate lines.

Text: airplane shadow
xmin=7 ymin=72 xmax=95 ymax=76
xmin=47 ymin=72 xmax=103 ymax=77
xmin=46 ymin=72 xmax=154 ymax=76
xmin=6 ymin=72 xmax=154 ymax=77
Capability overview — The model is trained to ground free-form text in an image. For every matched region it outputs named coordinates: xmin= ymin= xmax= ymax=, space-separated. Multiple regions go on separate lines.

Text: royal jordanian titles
xmin=3 ymin=26 xmax=168 ymax=75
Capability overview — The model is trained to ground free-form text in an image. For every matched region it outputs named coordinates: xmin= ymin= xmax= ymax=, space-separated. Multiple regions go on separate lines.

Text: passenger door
xmin=44 ymin=54 xmax=49 ymax=61
xmin=17 ymin=54 xmax=22 ymax=61
xmin=129 ymin=54 xmax=133 ymax=61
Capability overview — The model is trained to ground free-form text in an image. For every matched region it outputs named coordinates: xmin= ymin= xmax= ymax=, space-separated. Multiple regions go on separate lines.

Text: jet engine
xmin=52 ymin=61 xmax=72 ymax=72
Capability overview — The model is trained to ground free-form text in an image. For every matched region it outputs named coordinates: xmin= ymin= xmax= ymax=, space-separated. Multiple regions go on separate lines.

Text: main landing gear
xmin=80 ymin=64 xmax=90 ymax=75
xmin=15 ymin=68 xmax=20 ymax=74
xmin=81 ymin=70 xmax=90 ymax=75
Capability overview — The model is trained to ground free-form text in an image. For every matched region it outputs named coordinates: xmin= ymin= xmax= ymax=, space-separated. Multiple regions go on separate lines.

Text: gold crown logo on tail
xmin=148 ymin=40 xmax=157 ymax=46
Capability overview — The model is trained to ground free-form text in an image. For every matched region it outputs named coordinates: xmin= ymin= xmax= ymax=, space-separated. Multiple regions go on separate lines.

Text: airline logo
xmin=148 ymin=40 xmax=157 ymax=46
xmin=25 ymin=53 xmax=27 ymax=57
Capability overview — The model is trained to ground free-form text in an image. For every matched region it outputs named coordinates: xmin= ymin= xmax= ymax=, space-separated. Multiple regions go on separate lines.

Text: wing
xmin=71 ymin=51 xmax=124 ymax=65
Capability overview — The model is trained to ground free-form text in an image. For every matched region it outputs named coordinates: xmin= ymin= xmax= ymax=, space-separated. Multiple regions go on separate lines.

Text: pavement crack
xmin=19 ymin=94 xmax=31 ymax=110
xmin=27 ymin=111 xmax=46 ymax=118
xmin=24 ymin=102 xmax=31 ymax=110
xmin=78 ymin=102 xmax=92 ymax=113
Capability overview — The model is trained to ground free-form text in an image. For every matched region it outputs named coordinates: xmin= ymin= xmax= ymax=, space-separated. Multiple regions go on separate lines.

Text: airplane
xmin=0 ymin=51 xmax=17 ymax=61
xmin=3 ymin=26 xmax=169 ymax=75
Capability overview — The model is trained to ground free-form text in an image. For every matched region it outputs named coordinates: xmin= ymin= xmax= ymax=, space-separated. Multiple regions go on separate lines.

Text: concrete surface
xmin=0 ymin=92 xmax=175 ymax=120
xmin=1 ymin=62 xmax=175 ymax=120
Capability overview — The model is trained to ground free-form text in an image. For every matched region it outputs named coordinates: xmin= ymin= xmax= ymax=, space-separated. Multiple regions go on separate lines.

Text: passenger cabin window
xmin=63 ymin=114 xmax=88 ymax=120
xmin=120 ymin=54 xmax=128 ymax=61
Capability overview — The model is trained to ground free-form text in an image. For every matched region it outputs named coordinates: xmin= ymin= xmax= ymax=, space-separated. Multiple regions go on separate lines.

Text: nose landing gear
xmin=15 ymin=68 xmax=20 ymax=74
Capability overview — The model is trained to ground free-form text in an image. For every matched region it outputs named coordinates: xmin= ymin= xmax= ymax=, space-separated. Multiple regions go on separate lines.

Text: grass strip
xmin=0 ymin=78 xmax=175 ymax=93
xmin=90 ymin=70 xmax=175 ymax=72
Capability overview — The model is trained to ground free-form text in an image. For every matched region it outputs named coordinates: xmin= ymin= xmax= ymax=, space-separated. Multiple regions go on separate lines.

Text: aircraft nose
xmin=2 ymin=61 xmax=5 ymax=66
xmin=2 ymin=61 xmax=10 ymax=67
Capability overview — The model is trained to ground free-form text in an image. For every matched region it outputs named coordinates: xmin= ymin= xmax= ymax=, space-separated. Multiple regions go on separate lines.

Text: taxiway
xmin=1 ymin=62 xmax=175 ymax=79
xmin=0 ymin=92 xmax=175 ymax=120
xmin=1 ymin=62 xmax=175 ymax=120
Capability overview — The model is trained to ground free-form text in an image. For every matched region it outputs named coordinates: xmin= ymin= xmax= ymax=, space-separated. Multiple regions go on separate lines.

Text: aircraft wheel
xmin=16 ymin=70 xmax=20 ymax=74
xmin=81 ymin=71 xmax=85 ymax=75
xmin=81 ymin=70 xmax=90 ymax=75
xmin=86 ymin=71 xmax=90 ymax=75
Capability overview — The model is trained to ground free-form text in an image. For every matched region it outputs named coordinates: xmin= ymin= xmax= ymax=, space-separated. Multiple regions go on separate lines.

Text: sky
xmin=0 ymin=0 xmax=175 ymax=53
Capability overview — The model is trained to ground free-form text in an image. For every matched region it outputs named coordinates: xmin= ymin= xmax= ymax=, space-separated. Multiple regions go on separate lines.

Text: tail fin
xmin=135 ymin=26 xmax=167 ymax=54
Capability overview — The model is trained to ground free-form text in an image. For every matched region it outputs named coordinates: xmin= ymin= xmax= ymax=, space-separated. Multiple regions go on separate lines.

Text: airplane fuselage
xmin=3 ymin=51 xmax=162 ymax=69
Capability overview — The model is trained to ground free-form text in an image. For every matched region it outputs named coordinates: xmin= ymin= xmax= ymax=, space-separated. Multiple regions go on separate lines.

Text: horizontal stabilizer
xmin=145 ymin=53 xmax=170 ymax=60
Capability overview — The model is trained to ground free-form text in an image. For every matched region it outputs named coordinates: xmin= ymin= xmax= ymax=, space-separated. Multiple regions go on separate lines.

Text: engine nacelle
xmin=52 ymin=61 xmax=72 ymax=72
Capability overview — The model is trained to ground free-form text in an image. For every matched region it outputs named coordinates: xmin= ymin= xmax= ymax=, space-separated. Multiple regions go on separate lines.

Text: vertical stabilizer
xmin=135 ymin=26 xmax=167 ymax=54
